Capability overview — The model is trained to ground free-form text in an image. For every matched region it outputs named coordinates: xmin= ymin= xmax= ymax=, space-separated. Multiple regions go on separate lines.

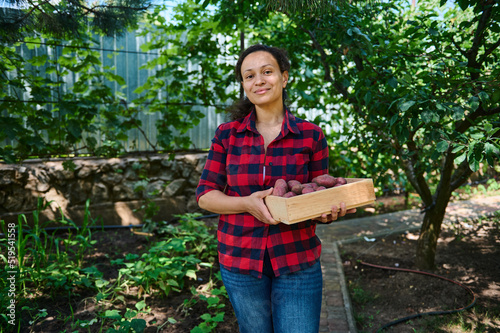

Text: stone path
xmin=315 ymin=195 xmax=500 ymax=333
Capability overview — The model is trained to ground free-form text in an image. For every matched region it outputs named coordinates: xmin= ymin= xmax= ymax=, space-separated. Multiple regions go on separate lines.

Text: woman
xmin=196 ymin=44 xmax=355 ymax=333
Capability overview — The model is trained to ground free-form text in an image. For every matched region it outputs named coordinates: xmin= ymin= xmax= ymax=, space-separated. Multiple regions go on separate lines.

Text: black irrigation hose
xmin=0 ymin=213 xmax=220 ymax=236
xmin=359 ymin=261 xmax=477 ymax=332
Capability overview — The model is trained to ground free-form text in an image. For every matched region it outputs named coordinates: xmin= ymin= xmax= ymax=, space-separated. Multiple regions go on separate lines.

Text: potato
xmin=316 ymin=186 xmax=326 ymax=191
xmin=287 ymin=180 xmax=301 ymax=189
xmin=312 ymin=174 xmax=337 ymax=188
xmin=291 ymin=184 xmax=304 ymax=194
xmin=304 ymin=182 xmax=319 ymax=190
xmin=336 ymin=177 xmax=347 ymax=185
xmin=301 ymin=187 xmax=315 ymax=194
xmin=272 ymin=179 xmax=288 ymax=196
xmin=283 ymin=192 xmax=297 ymax=198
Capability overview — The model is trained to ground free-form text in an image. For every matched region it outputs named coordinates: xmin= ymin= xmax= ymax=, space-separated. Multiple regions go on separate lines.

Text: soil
xmin=18 ymin=190 xmax=500 ymax=333
xmin=340 ymin=217 xmax=500 ymax=332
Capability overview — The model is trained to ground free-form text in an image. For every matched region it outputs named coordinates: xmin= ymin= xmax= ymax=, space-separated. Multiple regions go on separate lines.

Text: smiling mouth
xmin=255 ymin=89 xmax=269 ymax=94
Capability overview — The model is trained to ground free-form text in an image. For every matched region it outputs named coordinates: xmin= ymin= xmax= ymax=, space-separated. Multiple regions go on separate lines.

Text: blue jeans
xmin=220 ymin=261 xmax=323 ymax=333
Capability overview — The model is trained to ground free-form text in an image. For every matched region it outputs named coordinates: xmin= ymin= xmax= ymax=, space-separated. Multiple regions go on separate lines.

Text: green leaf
xmin=468 ymin=97 xmax=480 ymax=111
xmin=428 ymin=28 xmax=439 ymax=36
xmin=451 ymin=144 xmax=466 ymax=154
xmin=387 ymin=77 xmax=398 ymax=88
xmin=96 ymin=292 xmax=108 ymax=302
xmin=452 ymin=107 xmax=465 ymax=121
xmin=399 ymin=101 xmax=416 ymax=112
xmin=364 ymin=92 xmax=372 ymax=104
xmin=213 ymin=312 xmax=225 ymax=322
xmin=484 ymin=142 xmax=498 ymax=165
xmin=130 ymin=318 xmax=147 ymax=333
xmin=421 ymin=111 xmax=433 ymax=124
xmin=469 ymin=157 xmax=480 ymax=172
xmin=484 ymin=123 xmax=493 ymax=135
xmin=25 ymin=37 xmax=42 ymax=49
xmin=191 ymin=327 xmax=209 ymax=333
xmin=168 ymin=278 xmax=182 ymax=288
xmin=492 ymin=90 xmax=500 ymax=103
xmin=95 ymin=279 xmax=109 ymax=288
xmin=200 ymin=314 xmax=212 ymax=321
xmin=29 ymin=55 xmax=48 ymax=66
xmin=81 ymin=266 xmax=101 ymax=275
xmin=124 ymin=309 xmax=137 ymax=319
xmin=470 ymin=133 xmax=484 ymax=140
xmin=397 ymin=126 xmax=409 ymax=143
xmin=186 ymin=270 xmax=197 ymax=280
xmin=478 ymin=91 xmax=489 ymax=103
xmin=135 ymin=300 xmax=147 ymax=311
xmin=389 ymin=114 xmax=398 ymax=127
xmin=104 ymin=310 xmax=121 ymax=320
xmin=206 ymin=297 xmax=220 ymax=306
xmin=125 ymin=253 xmax=139 ymax=260
xmin=436 ymin=141 xmax=449 ymax=152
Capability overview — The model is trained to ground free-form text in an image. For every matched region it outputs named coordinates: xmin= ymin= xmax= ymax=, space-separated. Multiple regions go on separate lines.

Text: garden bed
xmin=22 ymin=224 xmax=239 ymax=332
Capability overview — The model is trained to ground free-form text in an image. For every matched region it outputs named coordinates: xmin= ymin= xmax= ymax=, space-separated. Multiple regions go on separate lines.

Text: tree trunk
xmin=415 ymin=195 xmax=449 ymax=270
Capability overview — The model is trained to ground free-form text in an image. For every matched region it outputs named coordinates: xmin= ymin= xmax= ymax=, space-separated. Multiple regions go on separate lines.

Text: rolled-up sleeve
xmin=196 ymin=127 xmax=227 ymax=202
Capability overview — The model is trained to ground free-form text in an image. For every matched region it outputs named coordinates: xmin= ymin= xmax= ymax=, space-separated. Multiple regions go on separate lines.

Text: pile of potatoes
xmin=271 ymin=174 xmax=347 ymax=198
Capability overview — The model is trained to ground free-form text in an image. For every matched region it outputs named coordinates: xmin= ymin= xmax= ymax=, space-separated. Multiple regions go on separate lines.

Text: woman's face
xmin=240 ymin=51 xmax=288 ymax=112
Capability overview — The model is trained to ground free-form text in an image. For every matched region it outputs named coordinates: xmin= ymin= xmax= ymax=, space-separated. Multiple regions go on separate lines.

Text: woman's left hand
xmin=313 ymin=202 xmax=356 ymax=223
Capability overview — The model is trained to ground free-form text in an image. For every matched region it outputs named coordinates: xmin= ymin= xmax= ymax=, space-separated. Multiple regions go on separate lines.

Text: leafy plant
xmin=113 ymin=238 xmax=202 ymax=297
xmin=190 ymin=271 xmax=228 ymax=333
xmin=101 ymin=305 xmax=148 ymax=333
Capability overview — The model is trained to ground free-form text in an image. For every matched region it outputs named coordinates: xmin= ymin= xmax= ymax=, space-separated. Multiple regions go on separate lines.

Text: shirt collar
xmin=236 ymin=107 xmax=300 ymax=136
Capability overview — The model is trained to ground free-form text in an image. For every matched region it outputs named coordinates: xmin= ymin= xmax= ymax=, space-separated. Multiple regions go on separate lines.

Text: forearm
xmin=198 ymin=188 xmax=278 ymax=225
xmin=198 ymin=190 xmax=249 ymax=215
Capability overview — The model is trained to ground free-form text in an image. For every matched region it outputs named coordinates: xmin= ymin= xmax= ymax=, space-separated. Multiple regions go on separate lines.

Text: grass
xmin=407 ymin=305 xmax=500 ymax=333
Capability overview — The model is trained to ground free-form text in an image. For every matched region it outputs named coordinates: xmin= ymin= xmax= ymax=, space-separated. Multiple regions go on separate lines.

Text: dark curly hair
xmin=227 ymin=44 xmax=291 ymax=121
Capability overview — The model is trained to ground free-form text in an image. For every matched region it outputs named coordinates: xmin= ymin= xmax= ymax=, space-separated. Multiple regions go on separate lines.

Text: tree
xmin=200 ymin=0 xmax=500 ymax=269
xmin=0 ymin=0 xmax=150 ymax=42
xmin=0 ymin=0 xmax=248 ymax=163
xmin=0 ymin=34 xmax=136 ymax=163
xmin=269 ymin=0 xmax=500 ymax=269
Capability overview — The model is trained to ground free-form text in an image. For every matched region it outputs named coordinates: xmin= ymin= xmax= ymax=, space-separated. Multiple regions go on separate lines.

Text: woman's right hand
xmin=245 ymin=188 xmax=279 ymax=225
xmin=198 ymin=188 xmax=279 ymax=224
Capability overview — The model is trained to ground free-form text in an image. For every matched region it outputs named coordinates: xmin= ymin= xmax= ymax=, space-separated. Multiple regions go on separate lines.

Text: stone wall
xmin=0 ymin=153 xmax=208 ymax=227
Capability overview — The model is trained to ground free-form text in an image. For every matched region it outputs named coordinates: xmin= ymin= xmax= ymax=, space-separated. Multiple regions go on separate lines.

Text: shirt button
xmin=269 ymin=162 xmax=273 ymax=166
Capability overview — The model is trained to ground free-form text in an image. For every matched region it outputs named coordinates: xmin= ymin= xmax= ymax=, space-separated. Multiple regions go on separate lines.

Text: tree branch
xmin=435 ymin=146 xmax=458 ymax=202
xmin=455 ymin=105 xmax=500 ymax=134
xmin=479 ymin=37 xmax=500 ymax=64
xmin=468 ymin=1 xmax=494 ymax=58
xmin=450 ymin=34 xmax=468 ymax=58
xmin=450 ymin=159 xmax=473 ymax=192
xmin=299 ymin=26 xmax=333 ymax=82
xmin=10 ymin=0 xmax=50 ymax=26
xmin=404 ymin=139 xmax=433 ymax=206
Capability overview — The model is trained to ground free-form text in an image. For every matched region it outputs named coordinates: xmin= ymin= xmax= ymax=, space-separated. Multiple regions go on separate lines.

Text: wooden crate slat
xmin=264 ymin=178 xmax=376 ymax=225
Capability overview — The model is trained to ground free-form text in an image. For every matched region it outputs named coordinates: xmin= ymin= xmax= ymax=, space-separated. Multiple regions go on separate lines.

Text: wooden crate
xmin=264 ymin=178 xmax=376 ymax=225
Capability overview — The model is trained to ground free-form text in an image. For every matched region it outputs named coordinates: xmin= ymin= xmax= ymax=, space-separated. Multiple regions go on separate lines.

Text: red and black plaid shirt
xmin=196 ymin=109 xmax=329 ymax=278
